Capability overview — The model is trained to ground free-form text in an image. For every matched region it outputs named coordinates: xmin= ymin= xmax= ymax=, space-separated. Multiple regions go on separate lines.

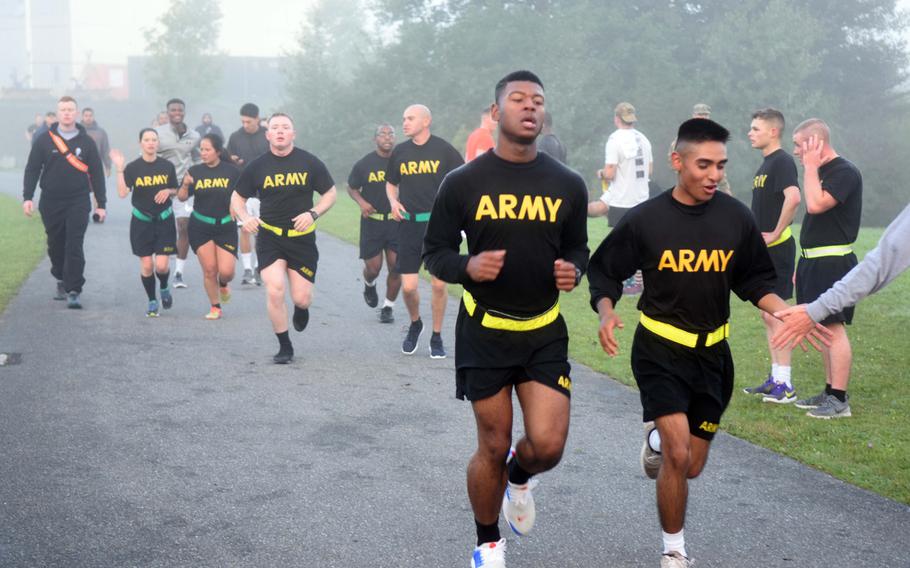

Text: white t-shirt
xmin=600 ymin=128 xmax=652 ymax=208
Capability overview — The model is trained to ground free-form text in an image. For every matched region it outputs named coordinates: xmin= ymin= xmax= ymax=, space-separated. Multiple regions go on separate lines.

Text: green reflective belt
xmin=368 ymin=212 xmax=393 ymax=221
xmin=801 ymin=244 xmax=853 ymax=259
xmin=132 ymin=207 xmax=173 ymax=222
xmin=192 ymin=210 xmax=233 ymax=225
xmin=401 ymin=212 xmax=431 ymax=222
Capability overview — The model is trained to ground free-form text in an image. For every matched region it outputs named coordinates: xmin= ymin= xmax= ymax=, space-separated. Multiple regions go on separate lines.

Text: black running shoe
xmin=379 ymin=306 xmax=394 ymax=324
xmin=160 ymin=287 xmax=173 ymax=309
xmin=292 ymin=306 xmax=309 ymax=332
xmin=273 ymin=345 xmax=294 ymax=364
xmin=363 ymin=283 xmax=379 ymax=308
xmin=402 ymin=318 xmax=423 ymax=355
xmin=54 ymin=281 xmax=66 ymax=301
xmin=430 ymin=333 xmax=446 ymax=359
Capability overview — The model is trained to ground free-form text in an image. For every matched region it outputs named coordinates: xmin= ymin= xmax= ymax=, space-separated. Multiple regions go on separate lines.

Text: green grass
xmin=0 ymin=195 xmax=46 ymax=315
xmin=319 ymin=192 xmax=910 ymax=505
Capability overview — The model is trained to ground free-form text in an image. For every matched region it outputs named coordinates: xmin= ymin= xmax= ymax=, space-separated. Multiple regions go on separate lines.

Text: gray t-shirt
xmin=155 ymin=123 xmax=200 ymax=180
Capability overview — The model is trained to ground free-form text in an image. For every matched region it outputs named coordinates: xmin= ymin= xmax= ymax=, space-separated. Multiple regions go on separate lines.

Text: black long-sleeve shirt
xmin=23 ymin=123 xmax=107 ymax=208
xmin=588 ymin=189 xmax=776 ymax=332
xmin=423 ymin=151 xmax=589 ymax=316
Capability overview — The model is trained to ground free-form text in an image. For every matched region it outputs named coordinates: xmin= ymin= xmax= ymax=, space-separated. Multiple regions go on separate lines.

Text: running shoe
xmin=219 ymin=286 xmax=231 ymax=304
xmin=54 ymin=280 xmax=66 ymax=301
xmin=795 ymin=388 xmax=828 ymax=409
xmin=66 ymin=292 xmax=82 ymax=309
xmin=160 ymin=287 xmax=173 ymax=309
xmin=379 ymin=306 xmax=394 ymax=324
xmin=430 ymin=333 xmax=446 ymax=359
xmin=402 ymin=318 xmax=423 ymax=355
xmin=146 ymin=299 xmax=160 ymax=317
xmin=807 ymin=394 xmax=852 ymax=419
xmin=241 ymin=269 xmax=254 ymax=285
xmin=660 ymin=551 xmax=692 ymax=568
xmin=762 ymin=382 xmax=797 ymax=404
xmin=502 ymin=478 xmax=538 ymax=536
xmin=292 ymin=306 xmax=309 ymax=332
xmin=641 ymin=420 xmax=662 ymax=480
xmin=363 ymin=283 xmax=379 ymax=308
xmin=205 ymin=306 xmax=222 ymax=320
xmin=273 ymin=344 xmax=294 ymax=364
xmin=174 ymin=272 xmax=187 ymax=289
xmin=743 ymin=374 xmax=776 ymax=395
xmin=471 ymin=539 xmax=506 ymax=568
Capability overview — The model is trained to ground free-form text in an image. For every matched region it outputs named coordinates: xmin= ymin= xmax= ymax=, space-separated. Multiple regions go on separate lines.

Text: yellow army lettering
xmin=223 ymin=243 xmax=236 ymax=251
xmin=698 ymin=421 xmax=718 ymax=433
xmin=134 ymin=174 xmax=169 ymax=187
xmin=194 ymin=177 xmax=230 ymax=190
xmin=557 ymin=375 xmax=572 ymax=391
xmin=657 ymin=249 xmax=734 ymax=272
xmin=367 ymin=171 xmax=386 ymax=183
xmin=753 ymin=174 xmax=768 ymax=189
xmin=263 ymin=172 xmax=309 ymax=189
xmin=399 ymin=160 xmax=440 ymax=176
xmin=299 ymin=265 xmax=314 ymax=278
xmin=474 ymin=194 xmax=562 ymax=223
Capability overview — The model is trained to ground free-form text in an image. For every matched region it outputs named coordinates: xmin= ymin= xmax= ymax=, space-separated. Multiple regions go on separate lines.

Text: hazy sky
xmin=70 ymin=0 xmax=316 ymax=65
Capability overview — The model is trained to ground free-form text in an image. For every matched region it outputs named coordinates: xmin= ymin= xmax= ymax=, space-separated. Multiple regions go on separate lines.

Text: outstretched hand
xmin=771 ymin=304 xmax=833 ymax=352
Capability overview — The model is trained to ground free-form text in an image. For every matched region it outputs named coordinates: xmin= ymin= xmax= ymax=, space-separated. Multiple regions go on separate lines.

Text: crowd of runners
xmin=23 ymin=68 xmax=910 ymax=568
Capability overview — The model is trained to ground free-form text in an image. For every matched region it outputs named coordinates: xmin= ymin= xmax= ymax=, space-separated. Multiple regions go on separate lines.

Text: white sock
xmin=383 ymin=298 xmax=394 ymax=308
xmin=175 ymin=258 xmax=186 ymax=274
xmin=241 ymin=253 xmax=253 ymax=271
xmin=662 ymin=529 xmax=687 ymax=557
xmin=777 ymin=365 xmax=792 ymax=387
xmin=771 ymin=363 xmax=780 ymax=381
xmin=648 ymin=428 xmax=661 ymax=453
xmin=364 ymin=278 xmax=376 ymax=287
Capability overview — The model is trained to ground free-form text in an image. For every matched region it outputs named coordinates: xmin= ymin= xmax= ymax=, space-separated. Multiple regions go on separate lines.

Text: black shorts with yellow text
xmin=796 ymin=253 xmax=857 ymax=325
xmin=130 ymin=216 xmax=177 ymax=257
xmin=256 ymin=228 xmax=319 ymax=282
xmin=631 ymin=325 xmax=734 ymax=441
xmin=395 ymin=220 xmax=428 ymax=274
xmin=767 ymin=237 xmax=796 ymax=300
xmin=360 ymin=217 xmax=398 ymax=260
xmin=454 ymin=303 xmax=571 ymax=401
xmin=188 ymin=216 xmax=239 ymax=256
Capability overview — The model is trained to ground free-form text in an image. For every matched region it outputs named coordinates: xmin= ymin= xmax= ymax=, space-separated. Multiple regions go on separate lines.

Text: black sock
xmin=141 ymin=275 xmax=156 ymax=301
xmin=830 ymin=388 xmax=847 ymax=403
xmin=825 ymin=384 xmax=833 ymax=394
xmin=218 ymin=278 xmax=229 ymax=287
xmin=212 ymin=303 xmax=221 ymax=309
xmin=276 ymin=331 xmax=292 ymax=348
xmin=432 ymin=331 xmax=441 ymax=338
xmin=508 ymin=455 xmax=532 ymax=485
xmin=156 ymin=270 xmax=170 ymax=289
xmin=475 ymin=518 xmax=501 ymax=546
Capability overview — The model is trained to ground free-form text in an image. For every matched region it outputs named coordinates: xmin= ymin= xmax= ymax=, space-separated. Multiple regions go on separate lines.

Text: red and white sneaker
xmin=471 ymin=538 xmax=506 ymax=567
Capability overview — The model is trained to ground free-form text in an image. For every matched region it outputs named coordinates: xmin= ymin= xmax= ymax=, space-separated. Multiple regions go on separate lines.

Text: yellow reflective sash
xmin=800 ymin=244 xmax=853 ymax=259
xmin=639 ymin=313 xmax=729 ymax=348
xmin=259 ymin=220 xmax=316 ymax=237
xmin=767 ymin=226 xmax=792 ymax=248
xmin=463 ymin=290 xmax=559 ymax=332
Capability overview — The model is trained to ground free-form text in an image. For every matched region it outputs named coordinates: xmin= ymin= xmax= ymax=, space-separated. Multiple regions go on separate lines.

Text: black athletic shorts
xmin=608 ymin=206 xmax=630 ymax=228
xmin=130 ymin=216 xmax=176 ymax=257
xmin=767 ymin=237 xmax=796 ymax=300
xmin=395 ymin=220 xmax=428 ymax=274
xmin=256 ymin=228 xmax=319 ymax=282
xmin=631 ymin=325 xmax=734 ymax=441
xmin=188 ymin=215 xmax=239 ymax=256
xmin=454 ymin=303 xmax=572 ymax=401
xmin=360 ymin=217 xmax=398 ymax=260
xmin=796 ymin=253 xmax=857 ymax=325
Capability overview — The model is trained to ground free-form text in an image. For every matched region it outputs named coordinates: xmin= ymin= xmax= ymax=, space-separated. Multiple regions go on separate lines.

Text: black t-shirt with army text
xmin=386 ymin=135 xmax=464 ymax=213
xmin=235 ymin=147 xmax=335 ymax=229
xmin=589 ymin=190 xmax=777 ymax=332
xmin=123 ymin=157 xmax=178 ymax=217
xmin=799 ymin=157 xmax=863 ymax=249
xmin=751 ymin=148 xmax=799 ymax=232
xmin=423 ymin=151 xmax=589 ymax=316
xmin=348 ymin=151 xmax=391 ymax=214
xmin=186 ymin=161 xmax=240 ymax=218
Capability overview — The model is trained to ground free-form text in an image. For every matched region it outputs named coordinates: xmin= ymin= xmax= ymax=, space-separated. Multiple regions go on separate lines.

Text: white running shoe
xmin=471 ymin=538 xmax=506 ymax=568
xmin=502 ymin=478 xmax=538 ymax=536
xmin=660 ymin=551 xmax=693 ymax=567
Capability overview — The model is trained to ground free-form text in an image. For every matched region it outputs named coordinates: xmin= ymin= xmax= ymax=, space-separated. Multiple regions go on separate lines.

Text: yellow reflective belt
xmin=463 ymin=290 xmax=559 ymax=332
xmin=259 ymin=220 xmax=316 ymax=238
xmin=368 ymin=213 xmax=386 ymax=221
xmin=801 ymin=243 xmax=853 ymax=259
xmin=639 ymin=313 xmax=729 ymax=348
xmin=767 ymin=226 xmax=792 ymax=248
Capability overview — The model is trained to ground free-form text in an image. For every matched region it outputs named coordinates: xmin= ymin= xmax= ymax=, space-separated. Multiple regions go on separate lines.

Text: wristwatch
xmin=574 ymin=266 xmax=582 ymax=286
xmin=308 ymin=209 xmax=319 ymax=220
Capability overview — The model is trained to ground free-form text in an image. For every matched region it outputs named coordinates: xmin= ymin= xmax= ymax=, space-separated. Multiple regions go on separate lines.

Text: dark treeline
xmin=285 ymin=0 xmax=908 ymax=226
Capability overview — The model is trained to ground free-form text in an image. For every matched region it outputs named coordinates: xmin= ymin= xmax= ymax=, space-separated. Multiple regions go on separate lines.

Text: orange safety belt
xmin=48 ymin=130 xmax=90 ymax=173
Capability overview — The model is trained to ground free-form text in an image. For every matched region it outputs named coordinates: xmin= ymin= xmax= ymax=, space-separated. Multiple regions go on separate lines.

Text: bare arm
xmin=764 ymin=185 xmax=800 ymax=243
xmin=386 ymin=181 xmax=406 ymax=221
xmin=347 ymin=185 xmax=376 ymax=217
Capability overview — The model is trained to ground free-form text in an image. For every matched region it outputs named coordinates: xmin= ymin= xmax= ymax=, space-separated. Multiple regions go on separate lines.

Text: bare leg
xmin=260 ymin=260 xmax=289 ymax=333
xmin=512 ymin=380 xmax=570 ymax=473
xmin=430 ymin=276 xmax=447 ymax=333
xmin=197 ymin=242 xmax=219 ymax=305
xmin=384 ymin=248 xmax=401 ymax=301
xmin=401 ymin=273 xmax=420 ymax=322
xmin=467 ymin=387 xmax=513 ymax=525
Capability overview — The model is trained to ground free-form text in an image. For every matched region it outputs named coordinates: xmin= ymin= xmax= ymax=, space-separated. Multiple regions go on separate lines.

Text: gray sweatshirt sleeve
xmin=807 ymin=203 xmax=910 ymax=322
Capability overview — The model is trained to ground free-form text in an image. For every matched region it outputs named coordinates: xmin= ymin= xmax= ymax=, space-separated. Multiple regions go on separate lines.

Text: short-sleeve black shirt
xmin=186 ymin=161 xmax=240 ymax=218
xmin=123 ymin=157 xmax=178 ymax=217
xmin=386 ymin=135 xmax=465 ymax=213
xmin=799 ymin=157 xmax=863 ymax=248
xmin=751 ymin=148 xmax=799 ymax=232
xmin=235 ymin=147 xmax=335 ymax=229
xmin=347 ymin=151 xmax=391 ymax=214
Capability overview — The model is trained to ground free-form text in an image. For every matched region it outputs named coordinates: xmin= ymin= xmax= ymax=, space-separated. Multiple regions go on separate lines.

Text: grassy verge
xmin=320 ymin=194 xmax=910 ymax=504
xmin=0 ymin=195 xmax=46 ymax=315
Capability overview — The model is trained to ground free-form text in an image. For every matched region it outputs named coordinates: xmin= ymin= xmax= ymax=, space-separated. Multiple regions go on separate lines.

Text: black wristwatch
xmin=308 ymin=209 xmax=319 ymax=220
xmin=573 ymin=266 xmax=583 ymax=286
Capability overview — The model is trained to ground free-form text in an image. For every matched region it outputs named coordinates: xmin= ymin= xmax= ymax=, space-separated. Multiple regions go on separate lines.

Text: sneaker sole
xmin=807 ymin=409 xmax=852 ymax=419
xmin=762 ymin=395 xmax=797 ymax=404
xmin=429 ymin=346 xmax=446 ymax=359
xmin=743 ymin=388 xmax=773 ymax=395
xmin=795 ymin=402 xmax=821 ymax=409
xmin=174 ymin=284 xmax=187 ymax=289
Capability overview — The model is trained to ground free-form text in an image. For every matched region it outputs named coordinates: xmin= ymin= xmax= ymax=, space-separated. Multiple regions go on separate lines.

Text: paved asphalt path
xmin=1 ymin=172 xmax=908 ymax=567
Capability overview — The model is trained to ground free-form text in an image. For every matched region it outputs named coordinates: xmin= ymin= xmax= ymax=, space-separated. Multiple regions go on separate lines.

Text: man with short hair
xmin=589 ymin=118 xmax=827 ymax=568
xmin=195 ymin=112 xmax=224 ymax=140
xmin=347 ymin=124 xmax=401 ymax=323
xmin=23 ymin=96 xmax=107 ymax=308
xmin=228 ymin=102 xmax=270 ymax=285
xmin=537 ymin=110 xmax=567 ymax=164
xmin=742 ymin=108 xmax=802 ymax=402
xmin=669 ymin=104 xmax=732 ymax=195
xmin=156 ymin=98 xmax=200 ymax=288
xmin=464 ymin=108 xmax=496 ymax=162
xmin=790 ymin=118 xmax=862 ymax=418
xmin=32 ymin=111 xmax=57 ymax=145
xmin=386 ymin=104 xmax=464 ymax=358
xmin=424 ymin=70 xmax=588 ymax=568
xmin=231 ymin=113 xmax=337 ymax=364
